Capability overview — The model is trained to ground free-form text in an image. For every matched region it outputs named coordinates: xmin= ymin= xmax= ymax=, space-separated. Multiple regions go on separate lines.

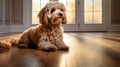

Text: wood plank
xmin=65 ymin=33 xmax=120 ymax=67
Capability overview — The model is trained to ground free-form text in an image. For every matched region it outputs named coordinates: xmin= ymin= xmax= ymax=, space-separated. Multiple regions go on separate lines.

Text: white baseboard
xmin=0 ymin=24 xmax=120 ymax=34
xmin=0 ymin=25 xmax=11 ymax=34
xmin=0 ymin=25 xmax=23 ymax=34
xmin=11 ymin=25 xmax=23 ymax=32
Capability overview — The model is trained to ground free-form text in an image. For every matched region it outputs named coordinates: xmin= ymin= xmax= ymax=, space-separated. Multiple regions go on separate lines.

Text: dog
xmin=0 ymin=1 xmax=69 ymax=51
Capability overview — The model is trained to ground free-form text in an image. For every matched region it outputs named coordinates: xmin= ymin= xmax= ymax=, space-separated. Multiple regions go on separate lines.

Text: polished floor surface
xmin=0 ymin=32 xmax=120 ymax=67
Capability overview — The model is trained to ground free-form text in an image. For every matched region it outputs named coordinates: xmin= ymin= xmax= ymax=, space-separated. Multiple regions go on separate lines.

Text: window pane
xmin=32 ymin=0 xmax=48 ymax=24
xmin=94 ymin=0 xmax=102 ymax=11
xmin=84 ymin=0 xmax=102 ymax=24
xmin=67 ymin=0 xmax=75 ymax=11
xmin=59 ymin=0 xmax=76 ymax=24
xmin=85 ymin=0 xmax=92 ymax=11
xmin=41 ymin=0 xmax=49 ymax=8
xmin=94 ymin=12 xmax=102 ymax=24
xmin=32 ymin=12 xmax=39 ymax=24
xmin=67 ymin=12 xmax=75 ymax=24
xmin=84 ymin=12 xmax=93 ymax=24
xmin=32 ymin=0 xmax=40 ymax=11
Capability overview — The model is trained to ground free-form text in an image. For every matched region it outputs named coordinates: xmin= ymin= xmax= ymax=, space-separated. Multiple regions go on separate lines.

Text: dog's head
xmin=38 ymin=1 xmax=67 ymax=26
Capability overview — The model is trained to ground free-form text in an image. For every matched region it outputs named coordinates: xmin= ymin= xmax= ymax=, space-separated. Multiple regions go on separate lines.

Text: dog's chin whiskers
xmin=54 ymin=17 xmax=62 ymax=22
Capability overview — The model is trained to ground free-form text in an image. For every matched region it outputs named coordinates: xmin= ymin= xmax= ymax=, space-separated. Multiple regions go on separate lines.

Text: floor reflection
xmin=0 ymin=33 xmax=120 ymax=67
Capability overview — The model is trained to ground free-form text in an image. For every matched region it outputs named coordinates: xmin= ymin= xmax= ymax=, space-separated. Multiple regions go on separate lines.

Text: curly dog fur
xmin=0 ymin=1 xmax=69 ymax=51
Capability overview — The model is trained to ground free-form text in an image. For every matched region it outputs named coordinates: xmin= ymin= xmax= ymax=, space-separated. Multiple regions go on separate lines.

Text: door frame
xmin=77 ymin=0 xmax=108 ymax=31
xmin=62 ymin=0 xmax=110 ymax=31
xmin=61 ymin=0 xmax=79 ymax=31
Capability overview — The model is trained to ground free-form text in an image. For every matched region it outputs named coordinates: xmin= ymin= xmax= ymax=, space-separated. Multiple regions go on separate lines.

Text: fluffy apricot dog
xmin=0 ymin=1 xmax=69 ymax=51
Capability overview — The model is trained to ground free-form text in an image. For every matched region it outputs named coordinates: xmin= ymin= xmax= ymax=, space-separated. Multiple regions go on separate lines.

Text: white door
xmin=78 ymin=0 xmax=106 ymax=31
xmin=31 ymin=0 xmax=107 ymax=31
xmin=62 ymin=0 xmax=106 ymax=31
xmin=57 ymin=0 xmax=106 ymax=31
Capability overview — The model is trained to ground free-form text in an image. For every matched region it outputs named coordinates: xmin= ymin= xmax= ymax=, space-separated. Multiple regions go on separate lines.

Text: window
xmin=59 ymin=0 xmax=75 ymax=24
xmin=32 ymin=0 xmax=75 ymax=24
xmin=32 ymin=0 xmax=49 ymax=24
xmin=84 ymin=0 xmax=102 ymax=24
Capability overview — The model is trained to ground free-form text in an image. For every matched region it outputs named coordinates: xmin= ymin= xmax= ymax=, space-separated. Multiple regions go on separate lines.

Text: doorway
xmin=31 ymin=0 xmax=107 ymax=31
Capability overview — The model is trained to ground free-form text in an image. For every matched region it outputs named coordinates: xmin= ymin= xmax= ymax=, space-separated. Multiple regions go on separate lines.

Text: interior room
xmin=0 ymin=0 xmax=120 ymax=67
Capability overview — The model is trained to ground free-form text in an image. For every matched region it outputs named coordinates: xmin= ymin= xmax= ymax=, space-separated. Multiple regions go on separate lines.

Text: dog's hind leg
xmin=0 ymin=41 xmax=12 ymax=50
xmin=18 ymin=33 xmax=29 ymax=48
xmin=0 ymin=38 xmax=18 ymax=50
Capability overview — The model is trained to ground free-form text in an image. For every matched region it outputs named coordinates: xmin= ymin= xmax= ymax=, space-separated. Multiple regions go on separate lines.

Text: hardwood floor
xmin=0 ymin=32 xmax=120 ymax=67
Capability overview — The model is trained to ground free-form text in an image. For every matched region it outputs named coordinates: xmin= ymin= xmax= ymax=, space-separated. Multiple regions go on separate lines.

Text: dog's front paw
xmin=18 ymin=44 xmax=28 ymax=48
xmin=45 ymin=45 xmax=57 ymax=51
xmin=38 ymin=43 xmax=57 ymax=51
xmin=38 ymin=45 xmax=57 ymax=51
xmin=58 ymin=45 xmax=69 ymax=51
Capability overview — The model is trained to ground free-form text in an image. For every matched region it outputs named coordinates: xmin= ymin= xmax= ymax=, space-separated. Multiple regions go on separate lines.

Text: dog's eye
xmin=61 ymin=9 xmax=63 ymax=11
xmin=47 ymin=9 xmax=49 ymax=12
xmin=51 ymin=8 xmax=55 ymax=13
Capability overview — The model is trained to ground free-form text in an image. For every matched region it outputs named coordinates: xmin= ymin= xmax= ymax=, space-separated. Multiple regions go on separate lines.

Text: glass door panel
xmin=79 ymin=0 xmax=105 ymax=31
xmin=59 ymin=0 xmax=78 ymax=31
xmin=84 ymin=0 xmax=102 ymax=24
xmin=59 ymin=0 xmax=76 ymax=24
xmin=32 ymin=0 xmax=40 ymax=24
xmin=32 ymin=0 xmax=49 ymax=24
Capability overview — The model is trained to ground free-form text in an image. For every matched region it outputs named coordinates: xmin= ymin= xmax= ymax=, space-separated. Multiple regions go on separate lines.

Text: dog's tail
xmin=0 ymin=38 xmax=19 ymax=50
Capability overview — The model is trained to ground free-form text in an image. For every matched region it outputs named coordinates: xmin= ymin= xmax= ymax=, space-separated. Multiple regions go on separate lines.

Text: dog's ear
xmin=38 ymin=7 xmax=48 ymax=25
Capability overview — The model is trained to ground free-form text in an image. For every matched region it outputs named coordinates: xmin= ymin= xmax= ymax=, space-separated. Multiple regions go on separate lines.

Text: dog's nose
xmin=58 ymin=13 xmax=63 ymax=16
